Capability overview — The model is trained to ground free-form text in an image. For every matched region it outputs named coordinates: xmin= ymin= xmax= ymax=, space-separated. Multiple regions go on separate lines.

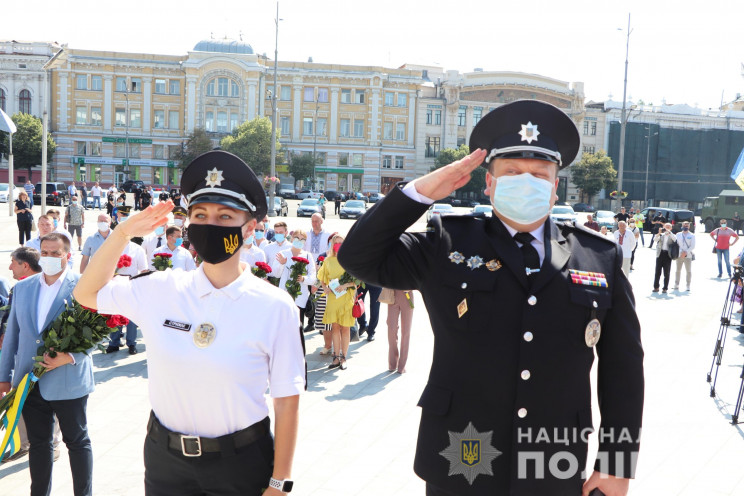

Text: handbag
xmin=669 ymin=239 xmax=680 ymax=260
xmin=378 ymin=287 xmax=395 ymax=305
xmin=352 ymin=293 xmax=365 ymax=318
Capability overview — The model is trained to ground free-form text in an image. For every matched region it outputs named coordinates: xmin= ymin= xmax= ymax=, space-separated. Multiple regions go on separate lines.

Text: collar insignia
xmin=518 ymin=121 xmax=540 ymax=144
xmin=439 ymin=422 xmax=502 ymax=485
xmin=449 ymin=251 xmax=465 ymax=265
xmin=466 ymin=255 xmax=484 ymax=270
xmin=205 ymin=167 xmax=225 ymax=188
xmin=486 ymin=259 xmax=502 ymax=272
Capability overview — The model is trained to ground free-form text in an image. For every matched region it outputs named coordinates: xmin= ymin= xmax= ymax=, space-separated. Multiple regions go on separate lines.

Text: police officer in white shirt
xmin=153 ymin=226 xmax=196 ymax=271
xmin=142 ymin=225 xmax=168 ymax=270
xmin=74 ymin=150 xmax=304 ymax=495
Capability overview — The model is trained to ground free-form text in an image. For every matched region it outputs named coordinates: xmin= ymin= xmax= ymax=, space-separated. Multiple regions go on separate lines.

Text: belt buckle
xmin=180 ymin=435 xmax=202 ymax=457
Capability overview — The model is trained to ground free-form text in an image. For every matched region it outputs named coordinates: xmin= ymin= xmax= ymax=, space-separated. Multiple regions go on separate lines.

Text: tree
xmin=173 ymin=128 xmax=214 ymax=168
xmin=569 ymin=150 xmax=617 ymax=203
xmin=288 ymin=152 xmax=315 ymax=187
xmin=0 ymin=113 xmax=56 ymax=177
xmin=431 ymin=144 xmax=486 ymax=197
xmin=219 ymin=117 xmax=281 ymax=177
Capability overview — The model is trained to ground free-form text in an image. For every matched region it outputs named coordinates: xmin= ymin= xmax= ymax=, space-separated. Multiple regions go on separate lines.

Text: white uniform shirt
xmin=153 ymin=245 xmax=196 ymax=271
xmin=271 ymin=249 xmax=317 ymax=307
xmin=240 ymin=244 xmax=267 ymax=268
xmin=142 ymin=233 xmax=168 ymax=269
xmin=260 ymin=240 xmax=290 ymax=267
xmin=115 ymin=242 xmax=149 ymax=277
xmin=96 ymin=265 xmax=305 ymax=438
xmin=614 ymin=229 xmax=637 ymax=258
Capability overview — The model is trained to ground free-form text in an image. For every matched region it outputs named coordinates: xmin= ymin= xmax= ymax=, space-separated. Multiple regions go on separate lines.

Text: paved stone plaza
xmin=1 ymin=202 xmax=744 ymax=495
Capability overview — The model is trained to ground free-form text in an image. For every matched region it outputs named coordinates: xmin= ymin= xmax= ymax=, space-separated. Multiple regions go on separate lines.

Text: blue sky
xmin=7 ymin=0 xmax=744 ymax=110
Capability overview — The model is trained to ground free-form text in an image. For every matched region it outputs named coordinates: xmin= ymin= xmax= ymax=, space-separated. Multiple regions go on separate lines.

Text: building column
xmin=103 ymin=75 xmax=113 ymax=132
xmin=292 ymin=84 xmax=302 ymax=141
xmin=142 ymin=77 xmax=152 ymax=133
xmin=330 ymin=87 xmax=339 ymax=143
xmin=59 ymin=73 xmax=69 ymax=132
xmin=407 ymin=92 xmax=416 ymax=146
xmin=247 ymin=82 xmax=257 ymax=120
xmin=465 ymin=106 xmax=473 ymax=142
xmin=6 ymin=78 xmax=16 ymax=115
xmin=186 ymin=76 xmax=197 ymax=132
xmin=370 ymin=89 xmax=380 ymax=143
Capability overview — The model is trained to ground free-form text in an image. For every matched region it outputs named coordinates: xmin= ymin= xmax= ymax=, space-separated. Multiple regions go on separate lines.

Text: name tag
xmin=163 ymin=319 xmax=192 ymax=332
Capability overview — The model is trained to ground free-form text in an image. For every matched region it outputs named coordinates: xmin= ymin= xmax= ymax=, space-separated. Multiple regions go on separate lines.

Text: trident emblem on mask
xmin=224 ymin=234 xmax=239 ymax=255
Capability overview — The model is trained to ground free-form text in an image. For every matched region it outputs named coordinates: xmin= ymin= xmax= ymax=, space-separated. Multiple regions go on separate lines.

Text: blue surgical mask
xmin=72 ymin=200 xmax=78 ymax=205
xmin=490 ymin=173 xmax=553 ymax=225
xmin=721 ymin=224 xmax=727 ymax=228
xmin=174 ymin=237 xmax=183 ymax=248
xmin=255 ymin=231 xmax=265 ymax=240
xmin=292 ymin=239 xmax=304 ymax=249
xmin=155 ymin=226 xmax=165 ymax=236
xmin=682 ymin=226 xmax=689 ymax=232
xmin=244 ymin=235 xmax=255 ymax=245
xmin=275 ymin=233 xmax=286 ymax=243
xmin=53 ymin=219 xmax=58 ymax=228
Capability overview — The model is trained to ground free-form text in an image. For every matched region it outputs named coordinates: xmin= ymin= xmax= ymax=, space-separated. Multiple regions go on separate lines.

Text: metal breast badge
xmin=585 ymin=304 xmax=601 ymax=347
xmin=193 ymin=322 xmax=217 ymax=348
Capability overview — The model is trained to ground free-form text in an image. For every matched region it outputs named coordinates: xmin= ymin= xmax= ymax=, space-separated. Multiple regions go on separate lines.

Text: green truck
xmin=701 ymin=189 xmax=744 ymax=232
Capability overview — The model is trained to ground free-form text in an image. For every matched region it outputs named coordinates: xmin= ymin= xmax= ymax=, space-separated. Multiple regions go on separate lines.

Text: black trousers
xmin=143 ymin=421 xmax=274 ymax=496
xmin=654 ymin=250 xmax=672 ymax=290
xmin=356 ymin=284 xmax=382 ymax=336
xmin=23 ymin=387 xmax=92 ymax=496
xmin=18 ymin=219 xmax=32 ymax=244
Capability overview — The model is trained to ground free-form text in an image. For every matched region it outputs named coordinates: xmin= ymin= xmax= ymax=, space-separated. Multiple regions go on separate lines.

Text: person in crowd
xmin=648 ymin=210 xmax=666 ymax=248
xmin=80 ymin=213 xmax=114 ymax=273
xmin=67 ymin=181 xmax=78 ymax=200
xmin=74 ymin=150 xmax=304 ymax=495
xmin=675 ymin=221 xmax=695 ymax=291
xmin=317 ymin=235 xmax=356 ymax=370
xmin=133 ymin=184 xmax=142 ymax=211
xmin=272 ymin=229 xmax=317 ymax=332
xmin=710 ymin=218 xmax=739 ymax=278
xmin=106 ymin=189 xmax=116 ymax=217
xmin=385 ymin=289 xmax=415 ymax=374
xmin=315 ymin=236 xmax=338 ymax=355
xmin=7 ymin=246 xmax=42 ymax=282
xmin=334 ymin=195 xmax=342 ymax=215
xmin=24 ymin=179 xmax=35 ymax=207
xmin=583 ymin=214 xmax=599 ymax=232
xmin=633 ymin=210 xmax=645 ymax=246
xmin=90 ymin=182 xmax=102 ymax=210
xmin=355 ymin=283 xmax=382 ymax=341
xmin=628 ymin=219 xmax=640 ymax=270
xmin=158 ymin=189 xmax=170 ymax=203
xmin=261 ymin=221 xmax=290 ymax=265
xmin=80 ymin=182 xmax=88 ymax=209
xmin=0 ymin=233 xmax=94 ymax=496
xmin=254 ymin=221 xmax=269 ymax=250
xmin=239 ymin=224 xmax=267 ymax=268
xmin=15 ymin=190 xmax=34 ymax=245
xmin=734 ymin=212 xmax=742 ymax=235
xmin=262 ymin=215 xmax=276 ymax=242
xmin=154 ymin=226 xmax=196 ymax=271
xmin=171 ymin=206 xmax=190 ymax=248
xmin=317 ymin=193 xmax=327 ymax=211
xmin=64 ymin=195 xmax=86 ymax=251
xmin=614 ymin=220 xmax=636 ymax=277
xmin=140 ymin=186 xmax=153 ymax=210
xmin=25 ymin=215 xmax=54 ymax=255
xmin=304 ymin=213 xmax=331 ymax=263
xmin=653 ymin=222 xmax=678 ymax=293
xmin=614 ymin=206 xmax=629 ymax=225
xmin=599 ymin=225 xmax=613 ymax=239
xmin=142 ymin=223 xmax=168 ymax=270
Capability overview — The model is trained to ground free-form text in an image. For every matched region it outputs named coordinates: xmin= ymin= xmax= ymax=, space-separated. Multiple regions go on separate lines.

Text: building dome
xmin=193 ymin=38 xmax=254 ymax=55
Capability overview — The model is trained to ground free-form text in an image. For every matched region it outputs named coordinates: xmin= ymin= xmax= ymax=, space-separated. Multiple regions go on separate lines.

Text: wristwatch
xmin=269 ymin=477 xmax=294 ymax=492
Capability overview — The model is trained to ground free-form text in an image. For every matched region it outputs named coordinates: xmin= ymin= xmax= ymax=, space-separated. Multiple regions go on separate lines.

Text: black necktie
xmin=514 ymin=232 xmax=540 ymax=281
xmin=156 ymin=237 xmax=162 ymax=248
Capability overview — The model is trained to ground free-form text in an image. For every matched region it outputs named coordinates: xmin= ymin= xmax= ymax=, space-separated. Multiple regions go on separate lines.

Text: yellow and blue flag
xmin=730 ymin=147 xmax=744 ymax=191
xmin=0 ymin=373 xmax=38 ymax=461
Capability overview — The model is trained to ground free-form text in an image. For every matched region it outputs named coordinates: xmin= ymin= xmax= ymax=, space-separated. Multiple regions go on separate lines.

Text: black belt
xmin=147 ymin=411 xmax=270 ymax=457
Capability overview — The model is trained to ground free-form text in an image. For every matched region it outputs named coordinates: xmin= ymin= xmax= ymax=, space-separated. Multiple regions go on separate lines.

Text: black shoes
xmin=367 ymin=334 xmax=376 ymax=342
xmin=128 ymin=345 xmax=138 ymax=355
xmin=303 ymin=323 xmax=314 ymax=333
xmin=106 ymin=346 xmax=120 ymax=353
xmin=339 ymin=353 xmax=347 ymax=370
xmin=329 ymin=355 xmax=341 ymax=369
xmin=358 ymin=326 xmax=368 ymax=337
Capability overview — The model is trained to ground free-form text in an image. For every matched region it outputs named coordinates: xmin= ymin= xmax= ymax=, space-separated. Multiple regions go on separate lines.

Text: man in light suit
xmin=0 ymin=232 xmax=94 ymax=496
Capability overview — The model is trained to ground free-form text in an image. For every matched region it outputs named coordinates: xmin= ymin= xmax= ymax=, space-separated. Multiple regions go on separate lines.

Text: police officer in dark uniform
xmin=172 ymin=206 xmax=189 ymax=248
xmin=340 ymin=100 xmax=644 ymax=496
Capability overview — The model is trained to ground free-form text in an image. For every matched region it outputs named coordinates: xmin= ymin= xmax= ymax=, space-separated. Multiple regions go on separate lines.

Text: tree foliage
xmin=220 ymin=117 xmax=281 ymax=177
xmin=569 ymin=150 xmax=617 ymax=202
xmin=0 ymin=113 xmax=56 ymax=175
xmin=432 ymin=144 xmax=486 ymax=197
xmin=288 ymin=153 xmax=315 ymax=187
xmin=173 ymin=128 xmax=214 ymax=168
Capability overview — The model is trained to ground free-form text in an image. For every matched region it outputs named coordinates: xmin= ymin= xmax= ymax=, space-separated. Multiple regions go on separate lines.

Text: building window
xmin=395 ymin=156 xmax=404 ymax=169
xmin=76 ymin=106 xmax=87 ymax=125
xmin=230 ymin=113 xmax=239 ymax=132
xmin=130 ymin=109 xmax=141 ymax=127
xmin=383 ymin=122 xmax=393 ymax=140
xmin=473 ymin=107 xmax=482 ymax=125
xmin=76 ymin=141 xmax=87 ymax=155
xmin=116 ymin=77 xmax=127 ymax=92
xmin=426 ymin=109 xmax=432 ymax=125
xmin=341 ymin=89 xmax=351 ymax=103
xmin=0 ymin=89 xmax=5 ymax=111
xmin=217 ymin=78 xmax=228 ymax=97
xmin=583 ymin=145 xmax=595 ymax=154
xmin=457 ymin=107 xmax=466 ymax=127
xmin=397 ymin=93 xmax=407 ymax=107
xmin=280 ymin=116 xmax=290 ymax=136
xmin=425 ymin=136 xmax=440 ymax=158
xmin=206 ymin=80 xmax=215 ymax=96
xmin=76 ymin=75 xmax=87 ymax=90
xmin=91 ymin=76 xmax=102 ymax=91
xmin=216 ymin=111 xmax=228 ymax=132
xmin=231 ymin=81 xmax=239 ymax=97
xmin=304 ymin=87 xmax=314 ymax=102
xmin=280 ymin=86 xmax=292 ymax=100
xmin=114 ymin=143 xmax=126 ymax=157
xmin=169 ymin=110 xmax=180 ymax=130
xmin=153 ymin=110 xmax=165 ymax=128
xmin=382 ymin=155 xmax=392 ymax=168
xmin=131 ymin=78 xmax=141 ymax=93
xmin=168 ymin=145 xmax=180 ymax=159
xmin=396 ymin=123 xmax=405 ymax=141
xmin=338 ymin=152 xmax=349 ymax=166
xmin=91 ymin=107 xmax=102 ymax=126
xmin=153 ymin=144 xmax=165 ymax=159
xmin=591 ymin=121 xmax=597 ymax=136
xmin=129 ymin=143 xmax=141 ymax=159
xmin=384 ymin=92 xmax=394 ymax=106
xmin=303 ymin=117 xmax=313 ymax=135
xmin=318 ymin=87 xmax=328 ymax=103
xmin=352 ymin=153 xmax=363 ymax=167
xmin=353 ymin=119 xmax=364 ymax=138
xmin=205 ymin=112 xmax=214 ymax=131
xmin=155 ymin=79 xmax=166 ymax=94
xmin=115 ymin=108 xmax=126 ymax=127
xmin=583 ymin=121 xmax=589 ymax=135
xmin=91 ymin=142 xmax=101 ymax=156
xmin=169 ymin=80 xmax=180 ymax=95
xmin=19 ymin=90 xmax=31 ymax=114
xmin=317 ymin=117 xmax=327 ymax=136
xmin=435 ymin=110 xmax=441 ymax=125
xmin=340 ymin=118 xmax=350 ymax=137
xmin=355 ymin=91 xmax=365 ymax=104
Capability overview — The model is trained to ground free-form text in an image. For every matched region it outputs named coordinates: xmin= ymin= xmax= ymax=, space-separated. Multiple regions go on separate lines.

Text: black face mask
xmin=188 ymin=224 xmax=243 ymax=264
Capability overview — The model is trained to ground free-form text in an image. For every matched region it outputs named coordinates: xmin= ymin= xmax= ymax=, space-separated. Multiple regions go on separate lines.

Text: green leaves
xmin=569 ymin=150 xmax=617 ymax=203
xmin=220 ymin=117 xmax=282 ymax=177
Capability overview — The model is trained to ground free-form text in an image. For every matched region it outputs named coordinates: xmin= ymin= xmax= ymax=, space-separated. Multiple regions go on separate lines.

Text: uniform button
xmin=528 ymin=295 xmax=537 ymax=306
xmin=36 ymin=339 xmax=41 ymax=344
xmin=518 ymin=408 xmax=528 ymax=418
xmin=592 ymin=300 xmax=598 ymax=308
xmin=523 ymin=331 xmax=533 ymax=342
xmin=521 ymin=370 xmax=531 ymax=380
xmin=461 ymin=282 xmax=467 ymax=289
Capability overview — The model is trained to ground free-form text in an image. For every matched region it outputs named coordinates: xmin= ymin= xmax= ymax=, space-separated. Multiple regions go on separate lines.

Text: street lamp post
xmin=644 ymin=126 xmax=659 ymax=207
xmin=615 ymin=13 xmax=632 ymax=212
xmin=268 ymin=1 xmax=281 ymax=216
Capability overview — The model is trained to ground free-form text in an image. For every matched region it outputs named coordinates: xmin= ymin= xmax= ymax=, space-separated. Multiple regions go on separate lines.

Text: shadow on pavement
xmin=0 ymin=458 xmax=29 ymax=479
xmin=324 ymin=370 xmax=400 ymax=402
xmin=92 ymin=355 xmax=148 ymax=384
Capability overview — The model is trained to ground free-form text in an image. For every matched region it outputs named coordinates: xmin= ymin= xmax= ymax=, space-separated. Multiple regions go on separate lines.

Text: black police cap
xmin=180 ymin=150 xmax=267 ymax=220
xmin=172 ymin=206 xmax=187 ymax=216
xmin=469 ymin=100 xmax=580 ymax=170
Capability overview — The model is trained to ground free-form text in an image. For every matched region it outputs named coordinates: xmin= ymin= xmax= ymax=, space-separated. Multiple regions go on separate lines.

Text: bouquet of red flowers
xmin=115 ymin=254 xmax=132 ymax=274
xmin=152 ymin=253 xmax=172 ymax=271
xmin=251 ymin=261 xmax=273 ymax=279
xmin=286 ymin=256 xmax=310 ymax=300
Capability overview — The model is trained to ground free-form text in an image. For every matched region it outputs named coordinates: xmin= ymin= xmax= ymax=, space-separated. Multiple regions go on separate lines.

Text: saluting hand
xmin=116 ymin=200 xmax=174 ymax=238
xmin=410 ymin=148 xmax=487 ymax=201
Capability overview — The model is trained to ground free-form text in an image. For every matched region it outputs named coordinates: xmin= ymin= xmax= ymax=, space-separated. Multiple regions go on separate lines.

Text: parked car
xmin=595 ymin=210 xmax=616 ymax=232
xmin=347 ymin=192 xmax=368 ymax=203
xmin=471 ymin=205 xmax=493 ymax=217
xmin=426 ymin=203 xmax=455 ymax=222
xmin=550 ymin=205 xmax=577 ymax=224
xmin=339 ymin=200 xmax=366 ymax=219
xmin=34 ymin=182 xmax=69 ymax=206
xmin=324 ymin=190 xmax=346 ymax=202
xmin=297 ymin=198 xmax=325 ymax=218
xmin=367 ymin=192 xmax=385 ymax=203
xmin=0 ymin=184 xmax=21 ymax=203
xmin=120 ymin=180 xmax=145 ymax=193
xmin=266 ymin=195 xmax=288 ymax=216
xmin=572 ymin=202 xmax=596 ymax=213
xmin=461 ymin=199 xmax=482 ymax=207
xmin=278 ymin=186 xmax=296 ymax=199
xmin=297 ymin=190 xmax=321 ymax=200
xmin=640 ymin=207 xmax=696 ymax=234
